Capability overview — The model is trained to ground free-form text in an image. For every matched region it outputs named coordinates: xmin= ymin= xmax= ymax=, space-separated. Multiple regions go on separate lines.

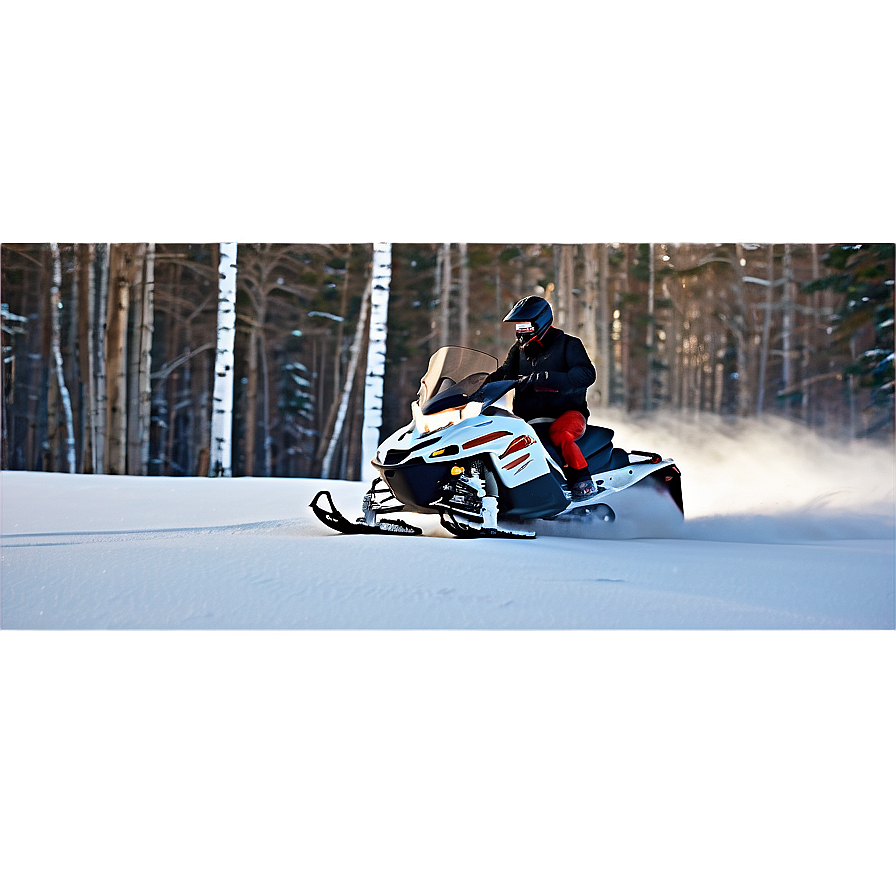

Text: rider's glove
xmin=517 ymin=372 xmax=548 ymax=390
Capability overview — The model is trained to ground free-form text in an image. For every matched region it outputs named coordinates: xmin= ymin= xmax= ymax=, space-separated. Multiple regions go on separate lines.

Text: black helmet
xmin=504 ymin=295 xmax=553 ymax=346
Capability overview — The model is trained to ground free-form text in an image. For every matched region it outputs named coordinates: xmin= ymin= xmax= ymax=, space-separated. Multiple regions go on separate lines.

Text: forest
xmin=1 ymin=242 xmax=893 ymax=481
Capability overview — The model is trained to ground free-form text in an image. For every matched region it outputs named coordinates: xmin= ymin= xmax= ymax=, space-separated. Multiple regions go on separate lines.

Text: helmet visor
xmin=515 ymin=321 xmax=535 ymax=337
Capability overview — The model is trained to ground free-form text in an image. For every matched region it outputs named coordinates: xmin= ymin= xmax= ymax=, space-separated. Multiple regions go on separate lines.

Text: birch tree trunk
xmin=361 ymin=242 xmax=391 ymax=478
xmin=321 ymin=273 xmax=371 ymax=479
xmin=458 ymin=242 xmax=470 ymax=348
xmin=105 ymin=244 xmax=134 ymax=474
xmin=49 ymin=243 xmax=76 ymax=472
xmin=77 ymin=243 xmax=97 ymax=473
xmin=210 ymin=242 xmax=238 ymax=477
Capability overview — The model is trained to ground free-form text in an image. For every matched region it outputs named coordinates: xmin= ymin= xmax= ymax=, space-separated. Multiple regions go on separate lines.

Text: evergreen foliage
xmin=806 ymin=243 xmax=895 ymax=435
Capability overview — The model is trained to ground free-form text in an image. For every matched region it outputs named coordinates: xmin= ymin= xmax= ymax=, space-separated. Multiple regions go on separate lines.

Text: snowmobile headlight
xmin=411 ymin=399 xmax=483 ymax=434
xmin=412 ymin=403 xmax=462 ymax=433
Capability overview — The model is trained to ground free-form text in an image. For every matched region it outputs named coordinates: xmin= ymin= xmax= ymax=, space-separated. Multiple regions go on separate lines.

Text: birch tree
xmin=210 ymin=242 xmax=238 ymax=476
xmin=361 ymin=242 xmax=391 ymax=477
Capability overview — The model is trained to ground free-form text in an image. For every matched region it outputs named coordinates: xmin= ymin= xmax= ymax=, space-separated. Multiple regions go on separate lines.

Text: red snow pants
xmin=549 ymin=411 xmax=588 ymax=472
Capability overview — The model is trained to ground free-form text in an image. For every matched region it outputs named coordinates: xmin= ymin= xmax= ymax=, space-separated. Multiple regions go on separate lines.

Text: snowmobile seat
xmin=530 ymin=423 xmax=627 ymax=475
xmin=602 ymin=447 xmax=630 ymax=473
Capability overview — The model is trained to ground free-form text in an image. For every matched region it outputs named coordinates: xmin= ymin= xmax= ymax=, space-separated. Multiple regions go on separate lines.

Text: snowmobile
xmin=310 ymin=346 xmax=683 ymax=539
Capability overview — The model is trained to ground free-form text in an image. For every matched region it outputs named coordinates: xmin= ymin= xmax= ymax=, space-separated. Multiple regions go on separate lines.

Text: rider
xmin=487 ymin=294 xmax=598 ymax=499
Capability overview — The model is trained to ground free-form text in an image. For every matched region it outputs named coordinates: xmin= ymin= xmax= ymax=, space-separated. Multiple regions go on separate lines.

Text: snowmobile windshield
xmin=417 ymin=346 xmax=499 ymax=413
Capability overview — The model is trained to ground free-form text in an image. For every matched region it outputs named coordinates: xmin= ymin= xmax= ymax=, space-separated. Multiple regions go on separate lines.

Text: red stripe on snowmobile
xmin=498 ymin=435 xmax=535 ymax=459
xmin=503 ymin=453 xmax=531 ymax=470
xmin=462 ymin=430 xmax=512 ymax=449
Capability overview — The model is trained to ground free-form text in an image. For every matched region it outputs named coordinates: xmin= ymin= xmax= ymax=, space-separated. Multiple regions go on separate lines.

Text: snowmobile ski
xmin=310 ymin=490 xmax=422 ymax=536
xmin=439 ymin=512 xmax=536 ymax=540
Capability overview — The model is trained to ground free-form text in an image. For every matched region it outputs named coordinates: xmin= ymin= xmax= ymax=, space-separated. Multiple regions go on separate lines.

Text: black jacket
xmin=488 ymin=327 xmax=596 ymax=421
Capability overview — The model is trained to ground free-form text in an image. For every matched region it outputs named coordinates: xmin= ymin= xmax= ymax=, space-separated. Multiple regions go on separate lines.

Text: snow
xmin=2 ymin=415 xmax=894 ymax=896
xmin=2 ymin=413 xmax=892 ymax=630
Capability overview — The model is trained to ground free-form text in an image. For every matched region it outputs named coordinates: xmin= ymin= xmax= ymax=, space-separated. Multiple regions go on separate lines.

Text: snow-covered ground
xmin=1 ymin=414 xmax=893 ymax=630
xmin=2 ymin=416 xmax=894 ymax=896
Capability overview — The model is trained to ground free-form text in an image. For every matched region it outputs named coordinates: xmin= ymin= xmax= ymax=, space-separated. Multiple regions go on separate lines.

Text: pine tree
xmin=806 ymin=243 xmax=895 ymax=436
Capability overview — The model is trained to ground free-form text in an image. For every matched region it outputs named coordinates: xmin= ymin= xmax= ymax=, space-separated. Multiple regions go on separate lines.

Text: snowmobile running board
xmin=310 ymin=490 xmax=422 ymax=536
